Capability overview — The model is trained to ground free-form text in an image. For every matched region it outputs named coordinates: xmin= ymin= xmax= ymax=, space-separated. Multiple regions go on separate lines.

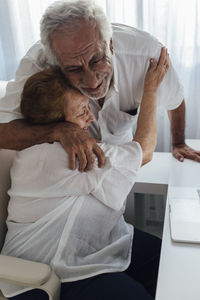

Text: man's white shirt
xmin=0 ymin=24 xmax=184 ymax=143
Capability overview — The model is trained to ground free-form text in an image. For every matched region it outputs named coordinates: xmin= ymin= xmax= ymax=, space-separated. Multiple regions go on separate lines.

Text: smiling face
xmin=51 ymin=21 xmax=114 ymax=100
xmin=64 ymin=89 xmax=95 ymax=131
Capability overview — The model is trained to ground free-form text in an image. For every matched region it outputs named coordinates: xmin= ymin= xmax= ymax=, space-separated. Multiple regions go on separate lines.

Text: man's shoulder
xmin=111 ymin=23 xmax=161 ymax=56
xmin=111 ymin=23 xmax=157 ymax=41
xmin=23 ymin=41 xmax=48 ymax=69
xmin=14 ymin=41 xmax=49 ymax=79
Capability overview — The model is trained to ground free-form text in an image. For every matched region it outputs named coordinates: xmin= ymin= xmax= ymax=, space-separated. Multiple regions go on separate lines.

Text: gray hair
xmin=40 ymin=0 xmax=112 ymax=66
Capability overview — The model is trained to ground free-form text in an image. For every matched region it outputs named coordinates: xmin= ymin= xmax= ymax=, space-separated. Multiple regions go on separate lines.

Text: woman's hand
xmin=144 ymin=47 xmax=169 ymax=94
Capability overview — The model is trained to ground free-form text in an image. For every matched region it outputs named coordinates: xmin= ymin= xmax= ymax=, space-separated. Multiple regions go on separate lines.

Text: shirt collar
xmin=103 ymin=53 xmax=119 ymax=104
xmin=112 ymin=53 xmax=119 ymax=93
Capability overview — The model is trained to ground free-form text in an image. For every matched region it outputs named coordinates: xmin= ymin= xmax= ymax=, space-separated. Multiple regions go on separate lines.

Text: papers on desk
xmin=169 ymin=187 xmax=200 ymax=244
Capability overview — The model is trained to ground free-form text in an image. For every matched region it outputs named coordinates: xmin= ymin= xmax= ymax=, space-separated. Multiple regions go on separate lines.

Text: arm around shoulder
xmin=0 ymin=120 xmax=57 ymax=150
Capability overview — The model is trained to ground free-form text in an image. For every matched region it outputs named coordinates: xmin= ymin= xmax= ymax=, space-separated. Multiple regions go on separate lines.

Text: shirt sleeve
xmin=90 ymin=142 xmax=143 ymax=210
xmin=0 ymin=42 xmax=44 ymax=123
xmin=9 ymin=142 xmax=142 ymax=211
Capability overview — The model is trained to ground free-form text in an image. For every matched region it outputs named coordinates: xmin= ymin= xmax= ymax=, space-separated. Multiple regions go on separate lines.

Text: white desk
xmin=133 ymin=152 xmax=171 ymax=194
xmin=134 ymin=139 xmax=200 ymax=300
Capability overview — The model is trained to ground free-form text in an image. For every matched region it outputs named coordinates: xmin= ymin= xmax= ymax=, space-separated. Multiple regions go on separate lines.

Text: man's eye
xmin=65 ymin=67 xmax=82 ymax=73
xmin=92 ymin=56 xmax=105 ymax=64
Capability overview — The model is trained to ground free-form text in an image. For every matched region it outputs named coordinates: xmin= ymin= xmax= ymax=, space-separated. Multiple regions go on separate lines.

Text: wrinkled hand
xmin=144 ymin=47 xmax=169 ymax=93
xmin=54 ymin=122 xmax=105 ymax=171
xmin=172 ymin=143 xmax=200 ymax=162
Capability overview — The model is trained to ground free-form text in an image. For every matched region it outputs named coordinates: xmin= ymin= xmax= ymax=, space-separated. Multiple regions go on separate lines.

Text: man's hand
xmin=168 ymin=100 xmax=200 ymax=163
xmin=54 ymin=122 xmax=105 ymax=171
xmin=172 ymin=143 xmax=200 ymax=162
xmin=149 ymin=47 xmax=200 ymax=165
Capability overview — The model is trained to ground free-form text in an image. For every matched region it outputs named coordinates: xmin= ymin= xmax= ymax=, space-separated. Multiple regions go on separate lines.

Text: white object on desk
xmin=169 ymin=194 xmax=200 ymax=244
xmin=168 ymin=186 xmax=200 ymax=243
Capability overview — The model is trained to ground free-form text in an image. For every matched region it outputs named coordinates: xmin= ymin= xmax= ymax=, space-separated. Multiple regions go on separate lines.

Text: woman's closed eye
xmin=76 ymin=109 xmax=86 ymax=118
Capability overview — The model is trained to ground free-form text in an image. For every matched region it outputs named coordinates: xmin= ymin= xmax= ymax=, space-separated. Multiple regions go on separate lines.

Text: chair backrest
xmin=0 ymin=81 xmax=16 ymax=251
xmin=0 ymin=150 xmax=16 ymax=251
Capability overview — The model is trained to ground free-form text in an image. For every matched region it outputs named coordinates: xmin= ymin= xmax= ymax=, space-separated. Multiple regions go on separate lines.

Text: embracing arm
xmin=168 ymin=100 xmax=200 ymax=162
xmin=0 ymin=120 xmax=55 ymax=150
xmin=0 ymin=120 xmax=105 ymax=171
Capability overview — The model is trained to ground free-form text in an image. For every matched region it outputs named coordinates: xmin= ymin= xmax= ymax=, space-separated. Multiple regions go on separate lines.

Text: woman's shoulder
xmin=15 ymin=142 xmax=67 ymax=164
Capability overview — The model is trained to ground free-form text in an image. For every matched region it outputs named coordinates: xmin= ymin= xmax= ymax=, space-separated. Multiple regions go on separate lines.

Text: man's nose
xmin=83 ymin=69 xmax=100 ymax=88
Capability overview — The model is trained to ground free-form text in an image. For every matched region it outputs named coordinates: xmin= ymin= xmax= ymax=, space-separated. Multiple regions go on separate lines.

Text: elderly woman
xmin=1 ymin=48 xmax=169 ymax=300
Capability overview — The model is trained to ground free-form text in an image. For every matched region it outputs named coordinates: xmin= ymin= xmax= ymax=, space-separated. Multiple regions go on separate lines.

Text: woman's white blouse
xmin=1 ymin=141 xmax=142 ymax=297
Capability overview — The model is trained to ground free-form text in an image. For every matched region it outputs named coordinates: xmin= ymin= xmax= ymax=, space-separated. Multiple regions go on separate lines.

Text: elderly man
xmin=0 ymin=1 xmax=200 ymax=172
xmin=0 ymin=1 xmax=198 ymax=299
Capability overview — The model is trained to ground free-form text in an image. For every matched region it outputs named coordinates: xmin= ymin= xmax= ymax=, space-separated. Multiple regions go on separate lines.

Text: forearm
xmin=133 ymin=91 xmax=157 ymax=164
xmin=0 ymin=120 xmax=104 ymax=170
xmin=168 ymin=99 xmax=185 ymax=146
xmin=0 ymin=119 xmax=57 ymax=150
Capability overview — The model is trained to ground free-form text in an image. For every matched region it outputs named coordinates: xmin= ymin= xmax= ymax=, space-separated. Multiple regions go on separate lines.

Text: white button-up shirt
xmin=1 ymin=141 xmax=142 ymax=297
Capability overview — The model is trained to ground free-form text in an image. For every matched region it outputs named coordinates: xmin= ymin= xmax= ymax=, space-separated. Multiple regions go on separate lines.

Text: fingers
xmin=158 ymin=47 xmax=167 ymax=65
xmin=84 ymin=149 xmax=95 ymax=172
xmin=68 ymin=152 xmax=76 ymax=170
xmin=149 ymin=58 xmax=157 ymax=71
xmin=172 ymin=145 xmax=200 ymax=163
xmin=68 ymin=149 xmax=88 ymax=172
xmin=78 ymin=143 xmax=105 ymax=172
xmin=93 ymin=144 xmax=105 ymax=168
xmin=173 ymin=151 xmax=200 ymax=163
xmin=183 ymin=152 xmax=200 ymax=162
xmin=67 ymin=142 xmax=105 ymax=172
xmin=68 ymin=147 xmax=94 ymax=172
xmin=84 ymin=144 xmax=105 ymax=171
xmin=77 ymin=149 xmax=88 ymax=172
xmin=194 ymin=150 xmax=200 ymax=155
xmin=158 ymin=47 xmax=170 ymax=72
xmin=173 ymin=152 xmax=184 ymax=162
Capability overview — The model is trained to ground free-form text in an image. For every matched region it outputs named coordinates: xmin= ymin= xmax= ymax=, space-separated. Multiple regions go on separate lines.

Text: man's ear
xmin=110 ymin=38 xmax=113 ymax=54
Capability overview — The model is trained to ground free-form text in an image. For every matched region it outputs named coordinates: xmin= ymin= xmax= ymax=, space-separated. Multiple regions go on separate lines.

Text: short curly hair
xmin=21 ymin=67 xmax=76 ymax=124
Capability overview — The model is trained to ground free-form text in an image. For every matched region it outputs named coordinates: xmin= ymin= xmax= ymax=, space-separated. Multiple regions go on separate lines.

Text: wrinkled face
xmin=51 ymin=21 xmax=114 ymax=100
xmin=64 ymin=89 xmax=95 ymax=131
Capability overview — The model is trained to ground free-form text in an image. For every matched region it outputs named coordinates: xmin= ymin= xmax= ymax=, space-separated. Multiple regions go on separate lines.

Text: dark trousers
xmin=9 ymin=228 xmax=161 ymax=300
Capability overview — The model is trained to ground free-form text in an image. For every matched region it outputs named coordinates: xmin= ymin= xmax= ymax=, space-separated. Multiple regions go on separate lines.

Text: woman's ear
xmin=110 ymin=38 xmax=114 ymax=54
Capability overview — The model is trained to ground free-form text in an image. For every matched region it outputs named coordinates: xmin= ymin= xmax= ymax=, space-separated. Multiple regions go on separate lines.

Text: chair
xmin=0 ymin=81 xmax=61 ymax=300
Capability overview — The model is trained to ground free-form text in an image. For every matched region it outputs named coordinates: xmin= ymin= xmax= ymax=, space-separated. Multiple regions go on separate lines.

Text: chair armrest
xmin=0 ymin=254 xmax=61 ymax=300
xmin=0 ymin=254 xmax=51 ymax=286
